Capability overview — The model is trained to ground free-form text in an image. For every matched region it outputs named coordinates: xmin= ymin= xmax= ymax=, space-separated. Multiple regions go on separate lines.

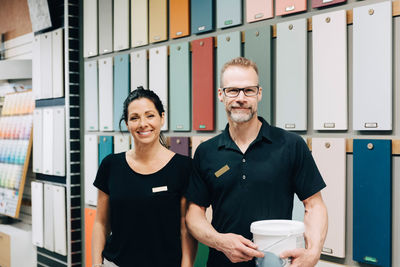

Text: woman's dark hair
xmin=119 ymin=86 xmax=167 ymax=147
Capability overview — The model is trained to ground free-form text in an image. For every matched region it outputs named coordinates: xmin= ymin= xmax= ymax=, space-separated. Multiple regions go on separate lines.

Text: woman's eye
xmin=147 ymin=114 xmax=155 ymax=118
xmin=130 ymin=117 xmax=138 ymax=121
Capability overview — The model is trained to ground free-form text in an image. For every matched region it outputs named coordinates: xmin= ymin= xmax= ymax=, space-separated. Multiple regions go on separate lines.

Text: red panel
xmin=312 ymin=0 xmax=346 ymax=8
xmin=85 ymin=208 xmax=96 ymax=267
xmin=192 ymin=37 xmax=214 ymax=131
xmin=276 ymin=0 xmax=307 ymax=16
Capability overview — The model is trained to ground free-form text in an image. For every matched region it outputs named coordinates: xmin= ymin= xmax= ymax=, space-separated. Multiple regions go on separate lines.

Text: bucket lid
xmin=250 ymin=220 xmax=304 ymax=236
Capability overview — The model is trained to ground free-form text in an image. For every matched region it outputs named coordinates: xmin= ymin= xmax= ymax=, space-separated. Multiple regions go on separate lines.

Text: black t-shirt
xmin=185 ymin=117 xmax=326 ymax=267
xmin=93 ymin=152 xmax=192 ymax=267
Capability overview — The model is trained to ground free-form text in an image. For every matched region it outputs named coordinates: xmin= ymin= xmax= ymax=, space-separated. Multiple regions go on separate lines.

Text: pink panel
xmin=246 ymin=0 xmax=273 ymax=23
xmin=276 ymin=0 xmax=307 ymax=16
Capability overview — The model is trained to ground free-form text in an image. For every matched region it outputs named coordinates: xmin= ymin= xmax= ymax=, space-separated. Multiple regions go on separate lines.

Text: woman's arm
xmin=92 ymin=190 xmax=111 ymax=265
xmin=180 ymin=197 xmax=198 ymax=267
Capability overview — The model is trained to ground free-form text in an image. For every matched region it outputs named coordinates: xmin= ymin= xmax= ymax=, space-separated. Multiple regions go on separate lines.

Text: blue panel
xmin=99 ymin=136 xmax=113 ymax=165
xmin=353 ymin=139 xmax=391 ymax=267
xmin=217 ymin=0 xmax=242 ymax=29
xmin=191 ymin=0 xmax=214 ymax=34
xmin=114 ymin=54 xmax=130 ymax=131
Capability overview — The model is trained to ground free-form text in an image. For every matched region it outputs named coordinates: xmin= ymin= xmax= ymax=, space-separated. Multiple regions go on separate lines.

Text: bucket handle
xmin=255 ymin=234 xmax=293 ymax=252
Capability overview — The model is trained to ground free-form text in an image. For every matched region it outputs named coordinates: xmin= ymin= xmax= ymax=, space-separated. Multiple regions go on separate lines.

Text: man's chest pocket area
xmin=208 ymin=164 xmax=239 ymax=191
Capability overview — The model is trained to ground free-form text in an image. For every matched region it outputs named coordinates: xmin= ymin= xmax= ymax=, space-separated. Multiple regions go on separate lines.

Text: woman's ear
xmin=161 ymin=112 xmax=165 ymax=126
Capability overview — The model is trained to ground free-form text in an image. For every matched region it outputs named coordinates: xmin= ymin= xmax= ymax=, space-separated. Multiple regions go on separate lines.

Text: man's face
xmin=218 ymin=66 xmax=262 ymax=123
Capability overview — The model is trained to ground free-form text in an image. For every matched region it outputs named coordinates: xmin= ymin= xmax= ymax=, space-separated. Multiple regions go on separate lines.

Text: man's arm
xmin=280 ymin=191 xmax=328 ymax=267
xmin=185 ymin=202 xmax=264 ymax=263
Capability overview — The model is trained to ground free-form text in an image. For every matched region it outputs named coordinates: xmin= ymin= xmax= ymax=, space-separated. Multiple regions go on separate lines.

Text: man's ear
xmin=218 ymin=88 xmax=224 ymax=102
xmin=257 ymin=86 xmax=262 ymax=102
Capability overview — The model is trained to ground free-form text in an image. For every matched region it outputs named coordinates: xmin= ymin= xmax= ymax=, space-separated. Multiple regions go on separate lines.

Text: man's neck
xmin=228 ymin=116 xmax=261 ymax=153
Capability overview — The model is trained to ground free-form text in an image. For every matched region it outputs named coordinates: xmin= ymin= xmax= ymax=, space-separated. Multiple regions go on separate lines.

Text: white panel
xmin=52 ymin=29 xmax=64 ymax=98
xmin=53 ymin=185 xmax=67 ymax=256
xmin=33 ymin=109 xmax=43 ymax=173
xmin=131 ymin=50 xmax=148 ymax=90
xmin=353 ymin=1 xmax=392 ymax=130
xmin=312 ymin=138 xmax=346 ymax=258
xmin=44 ymin=184 xmax=54 ymax=252
xmin=31 ymin=181 xmax=44 ymax=247
xmin=292 ymin=194 xmax=304 ymax=221
xmin=53 ymin=107 xmax=65 ymax=176
xmin=32 ymin=35 xmax=41 ymax=99
xmin=84 ymin=0 xmax=98 ymax=57
xmin=85 ymin=135 xmax=99 ymax=206
xmin=40 ymin=33 xmax=53 ymax=99
xmin=84 ymin=61 xmax=99 ymax=131
xmin=131 ymin=0 xmax=148 ymax=47
xmin=99 ymin=57 xmax=114 ymax=131
xmin=114 ymin=134 xmax=131 ymax=153
xmin=42 ymin=108 xmax=54 ymax=175
xmin=149 ymin=46 xmax=168 ymax=130
xmin=312 ymin=10 xmax=347 ymax=130
xmin=114 ymin=0 xmax=130 ymax=51
xmin=276 ymin=18 xmax=307 ymax=131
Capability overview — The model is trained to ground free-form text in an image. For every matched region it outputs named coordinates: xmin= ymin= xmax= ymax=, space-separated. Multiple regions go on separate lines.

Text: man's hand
xmin=215 ymin=233 xmax=264 ymax=263
xmin=280 ymin=248 xmax=319 ymax=267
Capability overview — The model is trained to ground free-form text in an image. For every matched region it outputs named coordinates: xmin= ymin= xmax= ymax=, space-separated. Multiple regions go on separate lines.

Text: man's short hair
xmin=220 ymin=57 xmax=259 ymax=87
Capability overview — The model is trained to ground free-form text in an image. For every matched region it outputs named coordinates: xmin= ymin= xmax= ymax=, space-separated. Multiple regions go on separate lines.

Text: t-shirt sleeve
xmin=292 ymin=137 xmax=326 ymax=201
xmin=93 ymin=154 xmax=112 ymax=195
xmin=184 ymin=148 xmax=212 ymax=207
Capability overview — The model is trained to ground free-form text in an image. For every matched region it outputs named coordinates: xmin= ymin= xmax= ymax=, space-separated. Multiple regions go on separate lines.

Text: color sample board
xmin=246 ymin=0 xmax=273 ymax=23
xmin=191 ymin=0 xmax=214 ymax=34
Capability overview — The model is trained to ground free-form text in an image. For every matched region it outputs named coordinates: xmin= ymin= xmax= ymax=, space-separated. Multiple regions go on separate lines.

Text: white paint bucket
xmin=250 ymin=220 xmax=305 ymax=267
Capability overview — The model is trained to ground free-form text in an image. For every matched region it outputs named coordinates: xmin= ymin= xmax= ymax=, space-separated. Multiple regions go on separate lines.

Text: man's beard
xmin=227 ymin=105 xmax=255 ymax=123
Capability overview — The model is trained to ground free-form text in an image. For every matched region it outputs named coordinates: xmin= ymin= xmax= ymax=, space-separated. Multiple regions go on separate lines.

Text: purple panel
xmin=169 ymin=137 xmax=190 ymax=156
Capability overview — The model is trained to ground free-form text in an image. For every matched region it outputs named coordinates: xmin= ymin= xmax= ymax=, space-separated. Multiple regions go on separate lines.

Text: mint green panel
xmin=216 ymin=31 xmax=241 ymax=130
xmin=217 ymin=0 xmax=242 ymax=29
xmin=194 ymin=242 xmax=209 ymax=267
xmin=114 ymin=54 xmax=130 ymax=131
xmin=169 ymin=42 xmax=191 ymax=131
xmin=244 ymin=27 xmax=272 ymax=123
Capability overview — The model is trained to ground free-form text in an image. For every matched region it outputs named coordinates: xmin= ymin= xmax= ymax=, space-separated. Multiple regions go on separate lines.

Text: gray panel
xmin=84 ymin=61 xmax=99 ymax=131
xmin=99 ymin=0 xmax=113 ymax=54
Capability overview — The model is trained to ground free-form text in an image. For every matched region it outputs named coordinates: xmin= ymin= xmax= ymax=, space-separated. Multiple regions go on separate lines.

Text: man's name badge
xmin=215 ymin=165 xmax=230 ymax=178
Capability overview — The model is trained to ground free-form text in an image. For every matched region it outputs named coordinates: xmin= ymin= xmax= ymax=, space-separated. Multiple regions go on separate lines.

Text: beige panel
xmin=0 ymin=232 xmax=10 ymax=267
xmin=131 ymin=0 xmax=148 ymax=47
xmin=149 ymin=0 xmax=167 ymax=43
xmin=191 ymin=136 xmax=214 ymax=158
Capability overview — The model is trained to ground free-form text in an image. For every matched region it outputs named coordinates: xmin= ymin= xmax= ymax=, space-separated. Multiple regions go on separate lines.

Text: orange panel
xmin=85 ymin=208 xmax=97 ymax=267
xmin=170 ymin=0 xmax=190 ymax=39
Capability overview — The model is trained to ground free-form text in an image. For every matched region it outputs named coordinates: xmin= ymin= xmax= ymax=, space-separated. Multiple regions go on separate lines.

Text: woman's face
xmin=126 ymin=98 xmax=164 ymax=145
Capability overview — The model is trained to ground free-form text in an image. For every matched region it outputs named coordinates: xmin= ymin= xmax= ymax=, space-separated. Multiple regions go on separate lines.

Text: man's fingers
xmin=238 ymin=235 xmax=258 ymax=249
xmin=280 ymin=248 xmax=303 ymax=259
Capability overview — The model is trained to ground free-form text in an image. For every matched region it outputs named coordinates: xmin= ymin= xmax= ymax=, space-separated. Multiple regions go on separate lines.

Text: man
xmin=185 ymin=57 xmax=328 ymax=267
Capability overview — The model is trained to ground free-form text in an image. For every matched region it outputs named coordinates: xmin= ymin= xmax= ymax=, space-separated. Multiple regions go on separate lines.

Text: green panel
xmin=169 ymin=42 xmax=191 ymax=131
xmin=216 ymin=31 xmax=242 ymax=130
xmin=244 ymin=26 xmax=272 ymax=123
xmin=194 ymin=242 xmax=209 ymax=267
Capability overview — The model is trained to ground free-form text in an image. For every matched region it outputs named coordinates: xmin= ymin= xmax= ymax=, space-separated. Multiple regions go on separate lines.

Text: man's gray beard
xmin=228 ymin=109 xmax=254 ymax=123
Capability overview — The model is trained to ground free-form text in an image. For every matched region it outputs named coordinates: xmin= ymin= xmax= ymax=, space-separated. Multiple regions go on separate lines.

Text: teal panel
xmin=194 ymin=242 xmax=209 ymax=267
xmin=170 ymin=42 xmax=191 ymax=131
xmin=217 ymin=0 xmax=242 ymax=29
xmin=114 ymin=54 xmax=130 ymax=131
xmin=244 ymin=27 xmax=272 ymax=123
xmin=99 ymin=136 xmax=113 ymax=165
xmin=216 ymin=31 xmax=241 ymax=130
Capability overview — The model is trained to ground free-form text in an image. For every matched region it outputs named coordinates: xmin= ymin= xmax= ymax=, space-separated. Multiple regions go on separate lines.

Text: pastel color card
xmin=131 ymin=0 xmax=149 ymax=47
xmin=113 ymin=0 xmax=129 ymax=51
xmin=312 ymin=0 xmax=346 ymax=9
xmin=149 ymin=0 xmax=168 ymax=43
xmin=98 ymin=57 xmax=114 ymax=131
xmin=217 ymin=0 xmax=242 ymax=29
xmin=114 ymin=54 xmax=130 ymax=131
xmin=84 ymin=61 xmax=99 ymax=131
xmin=191 ymin=0 xmax=214 ymax=34
xmin=85 ymin=135 xmax=99 ymax=206
xmin=246 ymin=0 xmax=273 ymax=23
xmin=276 ymin=0 xmax=307 ymax=16
xmin=99 ymin=136 xmax=113 ymax=166
xmin=131 ymin=50 xmax=148 ymax=91
xmin=169 ymin=137 xmax=190 ymax=156
xmin=170 ymin=0 xmax=190 ymax=39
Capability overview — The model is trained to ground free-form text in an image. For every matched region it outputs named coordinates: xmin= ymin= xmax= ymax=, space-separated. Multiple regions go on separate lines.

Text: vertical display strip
xmin=113 ymin=54 xmax=130 ymax=131
xmin=149 ymin=46 xmax=168 ymax=131
xmin=84 ymin=135 xmax=99 ymax=206
xmin=32 ymin=36 xmax=41 ymax=99
xmin=246 ymin=0 xmax=273 ymax=23
xmin=83 ymin=0 xmax=98 ymax=57
xmin=192 ymin=37 xmax=215 ymax=131
xmin=191 ymin=0 xmax=214 ymax=34
xmin=312 ymin=138 xmax=346 ymax=258
xmin=52 ymin=29 xmax=64 ymax=98
xmin=85 ymin=208 xmax=97 ymax=267
xmin=217 ymin=0 xmax=242 ymax=29
xmin=276 ymin=18 xmax=307 ymax=131
xmin=312 ymin=10 xmax=347 ymax=130
xmin=149 ymin=0 xmax=168 ymax=43
xmin=170 ymin=0 xmax=190 ymax=39
xmin=31 ymin=181 xmax=44 ymax=247
xmin=113 ymin=0 xmax=129 ymax=51
xmin=353 ymin=139 xmax=391 ymax=267
xmin=131 ymin=50 xmax=148 ymax=91
xmin=276 ymin=0 xmax=307 ymax=16
xmin=244 ymin=27 xmax=272 ymax=123
xmin=131 ymin=0 xmax=148 ymax=47
xmin=53 ymin=107 xmax=66 ymax=176
xmin=53 ymin=185 xmax=67 ymax=256
xmin=42 ymin=108 xmax=54 ymax=175
xmin=98 ymin=57 xmax=114 ymax=131
xmin=40 ymin=32 xmax=52 ymax=99
xmin=353 ymin=1 xmax=392 ymax=131
xmin=33 ymin=109 xmax=43 ymax=173
xmin=169 ymin=137 xmax=190 ymax=156
xmin=43 ymin=183 xmax=54 ymax=252
xmin=170 ymin=42 xmax=191 ymax=131
xmin=216 ymin=31 xmax=241 ymax=130
xmin=84 ymin=61 xmax=99 ymax=131
xmin=99 ymin=0 xmax=113 ymax=54
xmin=312 ymin=0 xmax=346 ymax=8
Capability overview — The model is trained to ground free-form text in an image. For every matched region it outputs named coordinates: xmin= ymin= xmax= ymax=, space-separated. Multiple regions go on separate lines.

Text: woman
xmin=91 ymin=87 xmax=197 ymax=267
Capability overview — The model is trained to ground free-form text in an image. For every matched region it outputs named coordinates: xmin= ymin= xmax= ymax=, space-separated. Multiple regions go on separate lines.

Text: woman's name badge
xmin=152 ymin=186 xmax=168 ymax=193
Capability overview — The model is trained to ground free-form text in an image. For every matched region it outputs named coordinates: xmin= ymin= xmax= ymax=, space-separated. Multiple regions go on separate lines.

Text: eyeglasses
xmin=222 ymin=86 xmax=260 ymax=98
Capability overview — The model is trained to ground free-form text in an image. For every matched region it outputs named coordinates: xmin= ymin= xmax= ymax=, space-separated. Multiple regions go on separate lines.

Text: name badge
xmin=215 ymin=165 xmax=230 ymax=178
xmin=152 ymin=186 xmax=168 ymax=193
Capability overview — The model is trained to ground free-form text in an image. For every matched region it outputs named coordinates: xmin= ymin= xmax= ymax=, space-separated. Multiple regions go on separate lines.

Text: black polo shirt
xmin=185 ymin=117 xmax=326 ymax=267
